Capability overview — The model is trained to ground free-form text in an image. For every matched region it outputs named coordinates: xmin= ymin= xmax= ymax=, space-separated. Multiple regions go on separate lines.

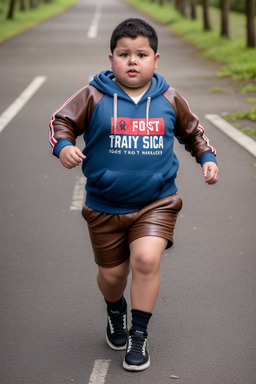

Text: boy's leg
xmin=97 ymin=260 xmax=130 ymax=350
xmin=130 ymin=236 xmax=167 ymax=312
xmin=123 ymin=236 xmax=167 ymax=371
xmin=97 ymin=259 xmax=130 ymax=302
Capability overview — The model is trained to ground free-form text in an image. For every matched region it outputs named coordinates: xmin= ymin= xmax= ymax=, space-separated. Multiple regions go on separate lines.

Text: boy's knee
xmin=98 ymin=266 xmax=127 ymax=287
xmin=131 ymin=252 xmax=157 ymax=275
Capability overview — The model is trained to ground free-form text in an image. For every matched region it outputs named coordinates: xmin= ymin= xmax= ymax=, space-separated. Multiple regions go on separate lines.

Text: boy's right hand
xmin=59 ymin=145 xmax=86 ymax=169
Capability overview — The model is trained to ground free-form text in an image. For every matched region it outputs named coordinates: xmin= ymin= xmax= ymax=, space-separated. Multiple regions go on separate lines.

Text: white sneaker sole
xmin=122 ymin=357 xmax=150 ymax=371
xmin=106 ymin=333 xmax=127 ymax=351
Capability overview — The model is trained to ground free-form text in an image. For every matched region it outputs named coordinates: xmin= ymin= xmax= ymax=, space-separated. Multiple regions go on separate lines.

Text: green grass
xmin=210 ymin=87 xmax=223 ymax=93
xmin=232 ymin=123 xmax=256 ymax=136
xmin=242 ymin=85 xmax=256 ymax=93
xmin=124 ymin=0 xmax=256 ymax=81
xmin=223 ymin=107 xmax=256 ymax=136
xmin=0 ymin=0 xmax=78 ymax=43
xmin=224 ymin=107 xmax=256 ymax=121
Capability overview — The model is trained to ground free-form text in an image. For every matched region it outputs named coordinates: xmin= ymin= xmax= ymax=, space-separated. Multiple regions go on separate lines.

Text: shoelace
xmin=108 ymin=311 xmax=126 ymax=334
xmin=127 ymin=333 xmax=146 ymax=355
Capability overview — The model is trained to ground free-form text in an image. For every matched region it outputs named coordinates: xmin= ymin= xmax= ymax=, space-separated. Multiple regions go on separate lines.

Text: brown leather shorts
xmin=81 ymin=194 xmax=182 ymax=268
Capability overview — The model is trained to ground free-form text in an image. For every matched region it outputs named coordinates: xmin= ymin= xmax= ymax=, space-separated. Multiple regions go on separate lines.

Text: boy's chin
xmin=119 ymin=80 xmax=151 ymax=92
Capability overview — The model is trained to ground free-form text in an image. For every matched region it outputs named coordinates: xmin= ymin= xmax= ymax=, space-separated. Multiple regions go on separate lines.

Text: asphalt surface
xmin=0 ymin=0 xmax=256 ymax=383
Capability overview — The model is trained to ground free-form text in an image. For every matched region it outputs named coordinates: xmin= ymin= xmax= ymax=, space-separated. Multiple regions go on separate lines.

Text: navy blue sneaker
xmin=106 ymin=305 xmax=128 ymax=350
xmin=123 ymin=329 xmax=150 ymax=371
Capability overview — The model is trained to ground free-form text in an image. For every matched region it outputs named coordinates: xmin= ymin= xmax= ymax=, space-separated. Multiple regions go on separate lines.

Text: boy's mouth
xmin=128 ymin=69 xmax=138 ymax=75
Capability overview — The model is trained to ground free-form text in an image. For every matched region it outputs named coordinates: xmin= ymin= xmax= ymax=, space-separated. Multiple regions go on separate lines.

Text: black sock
xmin=105 ymin=296 xmax=126 ymax=312
xmin=131 ymin=309 xmax=152 ymax=334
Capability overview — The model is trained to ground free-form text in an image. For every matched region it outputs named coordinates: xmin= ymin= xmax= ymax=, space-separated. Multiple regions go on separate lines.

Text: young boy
xmin=49 ymin=18 xmax=219 ymax=371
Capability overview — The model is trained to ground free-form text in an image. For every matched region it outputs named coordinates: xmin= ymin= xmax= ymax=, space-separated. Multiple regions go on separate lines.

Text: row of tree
xmin=6 ymin=0 xmax=52 ymax=19
xmin=6 ymin=0 xmax=256 ymax=47
xmin=155 ymin=0 xmax=256 ymax=47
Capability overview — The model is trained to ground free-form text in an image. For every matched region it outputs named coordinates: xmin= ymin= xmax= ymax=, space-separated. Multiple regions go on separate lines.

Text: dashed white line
xmin=0 ymin=76 xmax=47 ymax=134
xmin=205 ymin=114 xmax=256 ymax=158
xmin=87 ymin=2 xmax=102 ymax=39
xmin=70 ymin=176 xmax=85 ymax=210
xmin=88 ymin=359 xmax=111 ymax=384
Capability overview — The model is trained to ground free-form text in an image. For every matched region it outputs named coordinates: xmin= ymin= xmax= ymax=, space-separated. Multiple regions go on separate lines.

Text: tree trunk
xmin=221 ymin=0 xmax=230 ymax=38
xmin=181 ymin=0 xmax=187 ymax=17
xmin=176 ymin=0 xmax=187 ymax=17
xmin=20 ymin=0 xmax=26 ymax=11
xmin=190 ymin=0 xmax=197 ymax=20
xmin=202 ymin=0 xmax=211 ymax=31
xmin=246 ymin=0 xmax=256 ymax=47
xmin=7 ymin=0 xmax=16 ymax=19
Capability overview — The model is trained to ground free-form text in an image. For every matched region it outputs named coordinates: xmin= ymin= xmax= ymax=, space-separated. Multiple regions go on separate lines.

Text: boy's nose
xmin=129 ymin=56 xmax=137 ymax=65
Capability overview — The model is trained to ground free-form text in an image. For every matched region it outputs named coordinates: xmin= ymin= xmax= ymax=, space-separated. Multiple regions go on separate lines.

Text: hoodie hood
xmin=89 ymin=70 xmax=169 ymax=102
xmin=90 ymin=70 xmax=170 ymax=134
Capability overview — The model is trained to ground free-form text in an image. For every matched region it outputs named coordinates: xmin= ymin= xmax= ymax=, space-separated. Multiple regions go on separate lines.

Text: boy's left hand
xmin=202 ymin=161 xmax=219 ymax=185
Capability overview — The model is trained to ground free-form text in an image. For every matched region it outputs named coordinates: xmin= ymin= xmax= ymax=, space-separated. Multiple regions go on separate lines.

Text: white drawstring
xmin=113 ymin=93 xmax=118 ymax=135
xmin=146 ymin=97 xmax=151 ymax=135
xmin=113 ymin=94 xmax=151 ymax=135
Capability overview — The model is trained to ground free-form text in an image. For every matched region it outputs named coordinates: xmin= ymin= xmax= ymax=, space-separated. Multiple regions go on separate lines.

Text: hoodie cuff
xmin=53 ymin=139 xmax=73 ymax=157
xmin=199 ymin=151 xmax=217 ymax=166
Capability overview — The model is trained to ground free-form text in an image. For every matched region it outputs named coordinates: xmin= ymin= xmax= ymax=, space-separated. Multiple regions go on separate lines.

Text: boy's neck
xmin=115 ymin=80 xmax=151 ymax=98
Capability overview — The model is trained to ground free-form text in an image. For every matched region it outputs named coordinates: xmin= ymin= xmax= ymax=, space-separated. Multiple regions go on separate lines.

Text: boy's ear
xmin=154 ymin=53 xmax=160 ymax=69
xmin=109 ymin=54 xmax=113 ymax=68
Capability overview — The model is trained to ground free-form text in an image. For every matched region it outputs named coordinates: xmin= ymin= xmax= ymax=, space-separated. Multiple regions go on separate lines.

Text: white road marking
xmin=205 ymin=114 xmax=256 ymax=158
xmin=87 ymin=2 xmax=101 ymax=39
xmin=88 ymin=360 xmax=111 ymax=384
xmin=0 ymin=76 xmax=47 ymax=134
xmin=70 ymin=176 xmax=85 ymax=210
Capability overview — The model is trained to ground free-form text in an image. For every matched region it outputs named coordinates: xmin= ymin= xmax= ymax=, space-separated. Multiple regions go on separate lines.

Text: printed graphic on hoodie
xmin=111 ymin=117 xmax=165 ymax=135
xmin=110 ymin=117 xmax=165 ymax=156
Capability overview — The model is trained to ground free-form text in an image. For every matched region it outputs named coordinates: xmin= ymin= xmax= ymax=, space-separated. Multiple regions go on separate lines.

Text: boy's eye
xmin=120 ymin=53 xmax=128 ymax=57
xmin=138 ymin=53 xmax=146 ymax=58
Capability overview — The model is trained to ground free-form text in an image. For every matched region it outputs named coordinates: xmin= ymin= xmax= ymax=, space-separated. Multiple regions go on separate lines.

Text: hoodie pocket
xmin=98 ymin=169 xmax=164 ymax=204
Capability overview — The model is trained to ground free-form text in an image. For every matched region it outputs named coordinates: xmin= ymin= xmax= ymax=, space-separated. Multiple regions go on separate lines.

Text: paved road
xmin=0 ymin=0 xmax=255 ymax=383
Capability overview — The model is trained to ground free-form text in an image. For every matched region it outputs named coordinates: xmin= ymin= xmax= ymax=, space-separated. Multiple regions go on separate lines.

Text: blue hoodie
xmin=50 ymin=70 xmax=216 ymax=214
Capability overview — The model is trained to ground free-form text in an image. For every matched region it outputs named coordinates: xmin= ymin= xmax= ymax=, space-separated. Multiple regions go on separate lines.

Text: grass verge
xmin=223 ymin=107 xmax=256 ymax=136
xmin=0 ymin=0 xmax=78 ymax=43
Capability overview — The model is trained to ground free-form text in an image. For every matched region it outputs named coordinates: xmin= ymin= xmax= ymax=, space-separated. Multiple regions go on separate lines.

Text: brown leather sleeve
xmin=50 ymin=85 xmax=104 ymax=145
xmin=162 ymin=87 xmax=215 ymax=162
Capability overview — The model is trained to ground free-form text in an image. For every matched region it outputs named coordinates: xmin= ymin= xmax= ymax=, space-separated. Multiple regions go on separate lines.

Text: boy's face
xmin=109 ymin=36 xmax=160 ymax=97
